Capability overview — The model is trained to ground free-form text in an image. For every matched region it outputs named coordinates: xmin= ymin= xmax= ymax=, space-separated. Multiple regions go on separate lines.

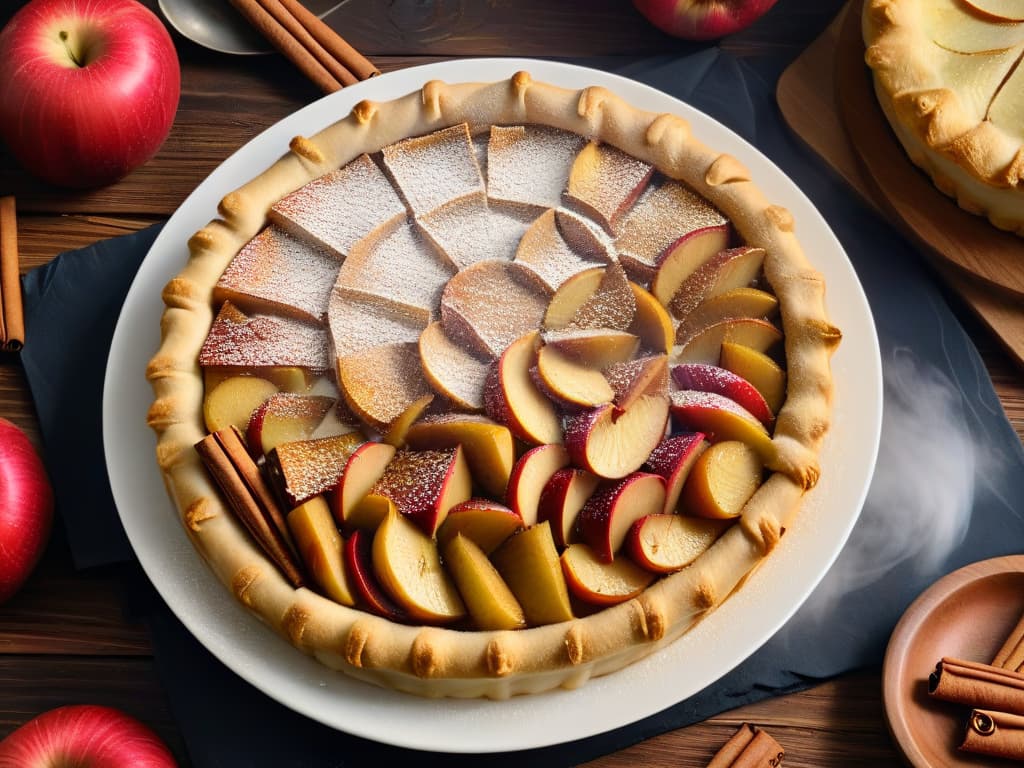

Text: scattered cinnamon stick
xmin=196 ymin=427 xmax=306 ymax=587
xmin=228 ymin=0 xmax=376 ymax=93
xmin=707 ymin=723 xmax=785 ymax=767
xmin=994 ymin=609 xmax=1024 ymax=672
xmin=929 ymin=657 xmax=1024 ymax=716
xmin=0 ymin=196 xmax=25 ymax=352
xmin=961 ymin=709 xmax=1024 ymax=761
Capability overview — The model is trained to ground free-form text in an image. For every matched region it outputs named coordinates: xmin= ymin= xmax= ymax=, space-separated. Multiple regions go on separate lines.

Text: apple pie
xmin=146 ymin=72 xmax=840 ymax=699
xmin=862 ymin=0 xmax=1024 ymax=235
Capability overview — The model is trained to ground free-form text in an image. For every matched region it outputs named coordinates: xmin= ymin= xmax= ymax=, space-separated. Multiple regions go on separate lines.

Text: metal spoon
xmin=158 ymin=0 xmax=351 ymax=56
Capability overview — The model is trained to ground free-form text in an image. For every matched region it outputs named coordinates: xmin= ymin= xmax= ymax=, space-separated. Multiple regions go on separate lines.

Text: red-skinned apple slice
xmin=442 ymin=533 xmax=527 ymax=631
xmin=369 ymin=446 xmax=472 ymax=536
xmin=604 ymin=354 xmax=669 ymax=414
xmin=246 ymin=392 xmax=335 ymax=457
xmin=643 ymin=432 xmax=709 ymax=513
xmin=625 ymin=513 xmax=731 ymax=573
xmin=533 ymin=344 xmax=614 ymax=409
xmin=265 ymin=433 xmax=363 ymax=509
xmin=483 ymin=330 xmax=563 ymax=446
xmin=537 ymin=467 xmax=600 ymax=548
xmin=436 ymin=498 xmax=524 ymax=554
xmin=505 ymin=444 xmax=571 ymax=526
xmin=673 ymin=317 xmax=782 ymax=365
xmin=628 ymin=282 xmax=675 ymax=354
xmin=669 ymin=389 xmax=774 ymax=460
xmin=649 ymin=224 xmax=730 ymax=307
xmin=577 ymin=472 xmax=666 ymax=562
xmin=491 ymin=521 xmax=574 ymax=625
xmin=564 ymin=394 xmax=669 ymax=480
xmin=720 ymin=341 xmax=787 ymax=415
xmin=405 ymin=415 xmax=515 ymax=498
xmin=680 ymin=440 xmax=764 ymax=519
xmin=286 ymin=496 xmax=356 ymax=606
xmin=667 ymin=245 xmax=766 ymax=322
xmin=344 ymin=528 xmax=411 ymax=623
xmin=541 ymin=328 xmax=640 ymax=369
xmin=331 ymin=441 xmax=396 ymax=530
xmin=561 ymin=542 xmax=655 ymax=605
xmin=672 ymin=363 xmax=774 ymax=425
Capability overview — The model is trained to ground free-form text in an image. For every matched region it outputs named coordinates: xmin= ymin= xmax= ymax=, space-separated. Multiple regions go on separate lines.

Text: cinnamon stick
xmin=994 ymin=608 xmax=1024 ymax=672
xmin=0 ymin=196 xmax=25 ymax=352
xmin=255 ymin=0 xmax=358 ymax=87
xmin=196 ymin=428 xmax=305 ymax=587
xmin=929 ymin=657 xmax=1024 ymax=716
xmin=278 ymin=0 xmax=379 ymax=80
xmin=707 ymin=723 xmax=785 ymax=767
xmin=960 ymin=709 xmax=1024 ymax=761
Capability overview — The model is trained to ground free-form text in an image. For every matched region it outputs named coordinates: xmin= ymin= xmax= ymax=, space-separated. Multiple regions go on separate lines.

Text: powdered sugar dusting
xmin=487 ymin=125 xmax=585 ymax=209
xmin=569 ymin=260 xmax=636 ymax=331
xmin=419 ymin=321 xmax=490 ymax=410
xmin=271 ymin=154 xmax=407 ymax=257
xmin=327 ymin=289 xmax=427 ymax=358
xmin=418 ymin=192 xmax=533 ymax=269
xmin=199 ymin=302 xmax=330 ymax=372
xmin=564 ymin=141 xmax=654 ymax=234
xmin=382 ymin=123 xmax=485 ymax=216
xmin=271 ymin=434 xmax=361 ymax=504
xmin=215 ymin=226 xmax=340 ymax=324
xmin=337 ymin=342 xmax=433 ymax=429
xmin=371 ymin=448 xmax=456 ymax=519
xmin=513 ymin=209 xmax=608 ymax=293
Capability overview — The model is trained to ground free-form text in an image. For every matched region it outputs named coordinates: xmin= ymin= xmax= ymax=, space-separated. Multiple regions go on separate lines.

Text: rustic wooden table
xmin=1 ymin=1 xmax=1021 ymax=765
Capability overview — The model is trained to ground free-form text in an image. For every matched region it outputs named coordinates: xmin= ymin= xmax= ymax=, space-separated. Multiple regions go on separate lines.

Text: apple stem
xmin=59 ymin=30 xmax=84 ymax=68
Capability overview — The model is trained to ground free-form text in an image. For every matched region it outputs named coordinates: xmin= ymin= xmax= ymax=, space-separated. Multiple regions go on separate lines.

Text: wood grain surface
xmin=0 ymin=1 xmax=1021 ymax=766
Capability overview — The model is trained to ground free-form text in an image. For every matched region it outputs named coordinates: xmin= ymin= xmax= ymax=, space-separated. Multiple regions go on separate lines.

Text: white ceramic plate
xmin=103 ymin=58 xmax=882 ymax=754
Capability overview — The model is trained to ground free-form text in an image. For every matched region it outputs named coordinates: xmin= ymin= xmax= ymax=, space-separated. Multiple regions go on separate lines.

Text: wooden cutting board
xmin=777 ymin=1 xmax=1024 ymax=367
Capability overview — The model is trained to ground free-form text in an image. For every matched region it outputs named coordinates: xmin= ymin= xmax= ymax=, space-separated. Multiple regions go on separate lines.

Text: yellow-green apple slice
xmin=405 ymin=415 xmax=515 ymax=498
xmin=537 ymin=467 xmax=600 ymax=548
xmin=675 ymin=286 xmax=778 ymax=342
xmin=719 ymin=341 xmax=787 ymax=415
xmin=336 ymin=341 xmax=434 ymax=433
xmin=372 ymin=509 xmax=465 ymax=624
xmin=668 ymin=245 xmax=766 ymax=323
xmin=491 ymin=521 xmax=574 ymax=626
xmin=673 ymin=317 xmax=783 ymax=365
xmin=440 ymin=259 xmax=549 ymax=359
xmin=513 ymin=208 xmax=608 ymax=294
xmin=203 ymin=375 xmax=278 ymax=436
xmin=672 ymin=363 xmax=774 ymax=426
xmin=265 ymin=433 xmax=363 ymax=509
xmin=604 ymin=354 xmax=669 ymax=414
xmin=505 ymin=444 xmax=571 ymax=526
xmin=246 ymin=393 xmax=336 ymax=457
xmin=542 ymin=266 xmax=602 ymax=330
xmin=541 ymin=328 xmax=640 ymax=369
xmin=680 ymin=440 xmax=764 ymax=519
xmin=418 ymin=321 xmax=490 ymax=412
xmin=628 ymin=282 xmax=675 ymax=354
xmin=533 ymin=344 xmax=615 ymax=409
xmin=381 ymin=393 xmax=434 ymax=448
xmin=961 ymin=0 xmax=1024 ymax=21
xmin=331 ymin=440 xmax=396 ymax=529
xmin=564 ymin=394 xmax=670 ymax=480
xmin=203 ymin=365 xmax=315 ymax=396
xmin=436 ymin=498 xmax=524 ymax=554
xmin=442 ymin=533 xmax=527 ymax=631
xmin=669 ymin=389 xmax=774 ymax=460
xmin=625 ymin=513 xmax=731 ymax=573
xmin=483 ymin=330 xmax=563 ymax=446
xmin=576 ymin=472 xmax=667 ymax=562
xmin=344 ymin=528 xmax=410 ymax=622
xmin=643 ymin=432 xmax=709 ymax=513
xmin=649 ymin=225 xmax=730 ymax=307
xmin=346 ymin=493 xmax=396 ymax=531
xmin=566 ymin=260 xmax=636 ymax=332
xmin=561 ymin=542 xmax=655 ymax=606
xmin=564 ymin=140 xmax=654 ymax=233
xmin=287 ymin=496 xmax=355 ymax=606
xmin=368 ymin=446 xmax=472 ymax=537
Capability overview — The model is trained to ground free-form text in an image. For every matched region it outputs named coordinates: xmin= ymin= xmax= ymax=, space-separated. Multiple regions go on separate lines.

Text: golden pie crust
xmin=146 ymin=72 xmax=840 ymax=699
xmin=862 ymin=0 xmax=1024 ymax=235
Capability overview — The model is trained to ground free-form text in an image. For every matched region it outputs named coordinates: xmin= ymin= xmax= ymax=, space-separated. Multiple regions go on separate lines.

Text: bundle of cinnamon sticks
xmin=929 ymin=609 xmax=1024 ymax=761
xmin=0 ymin=196 xmax=24 ymax=352
xmin=706 ymin=723 xmax=784 ymax=767
xmin=228 ymin=0 xmax=378 ymax=94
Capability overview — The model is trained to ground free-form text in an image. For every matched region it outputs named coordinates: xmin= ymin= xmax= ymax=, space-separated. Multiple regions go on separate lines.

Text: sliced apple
xmin=513 ymin=208 xmax=608 ymax=294
xmin=649 ymin=225 xmax=731 ymax=307
xmin=533 ymin=344 xmax=614 ymax=409
xmin=405 ymin=415 xmax=515 ymax=498
xmin=576 ymin=472 xmax=666 ymax=562
xmin=203 ymin=375 xmax=278 ymax=436
xmin=483 ymin=330 xmax=563 ymax=446
xmin=680 ymin=440 xmax=764 ymax=519
xmin=246 ymin=393 xmax=336 ymax=457
xmin=564 ymin=394 xmax=669 ymax=480
xmin=381 ymin=393 xmax=434 ymax=448
xmin=625 ymin=513 xmax=731 ymax=573
xmin=491 ymin=522 xmax=575 ymax=626
xmin=442 ymin=534 xmax=527 ymax=631
xmin=566 ymin=260 xmax=636 ymax=332
xmin=369 ymin=446 xmax=472 ymax=537
xmin=668 ymin=245 xmax=766 ymax=323
xmin=418 ymin=321 xmax=490 ymax=412
xmin=287 ymin=496 xmax=355 ymax=606
xmin=265 ymin=433 xmax=364 ymax=509
xmin=564 ymin=140 xmax=653 ymax=233
xmin=537 ymin=467 xmax=600 ymax=548
xmin=331 ymin=441 xmax=396 ymax=530
xmin=372 ymin=509 xmax=465 ymax=624
xmin=541 ymin=328 xmax=640 ymax=369
xmin=603 ymin=354 xmax=669 ymax=413
xmin=542 ymin=266 xmax=604 ymax=330
xmin=628 ymin=282 xmax=675 ymax=354
xmin=336 ymin=341 xmax=435 ymax=433
xmin=643 ymin=432 xmax=709 ymax=513
xmin=672 ymin=363 xmax=774 ymax=426
xmin=669 ymin=389 xmax=775 ymax=460
xmin=343 ymin=528 xmax=410 ymax=622
xmin=561 ymin=542 xmax=655 ymax=606
xmin=505 ymin=444 xmax=571 ymax=526
xmin=675 ymin=286 xmax=778 ymax=342
xmin=720 ymin=341 xmax=787 ymax=415
xmin=673 ymin=317 xmax=783 ymax=366
xmin=346 ymin=492 xmax=397 ymax=531
xmin=436 ymin=498 xmax=524 ymax=554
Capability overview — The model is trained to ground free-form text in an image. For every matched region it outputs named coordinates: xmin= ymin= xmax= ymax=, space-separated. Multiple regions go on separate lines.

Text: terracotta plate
xmin=883 ymin=555 xmax=1024 ymax=767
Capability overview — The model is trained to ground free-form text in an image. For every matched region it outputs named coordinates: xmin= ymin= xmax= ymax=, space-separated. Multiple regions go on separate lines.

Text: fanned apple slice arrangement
xmin=192 ymin=118 xmax=805 ymax=631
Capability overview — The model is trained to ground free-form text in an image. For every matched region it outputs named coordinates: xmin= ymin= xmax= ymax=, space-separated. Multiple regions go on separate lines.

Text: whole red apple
xmin=633 ymin=0 xmax=779 ymax=41
xmin=0 ymin=418 xmax=53 ymax=604
xmin=0 ymin=0 xmax=180 ymax=188
xmin=0 ymin=705 xmax=177 ymax=767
